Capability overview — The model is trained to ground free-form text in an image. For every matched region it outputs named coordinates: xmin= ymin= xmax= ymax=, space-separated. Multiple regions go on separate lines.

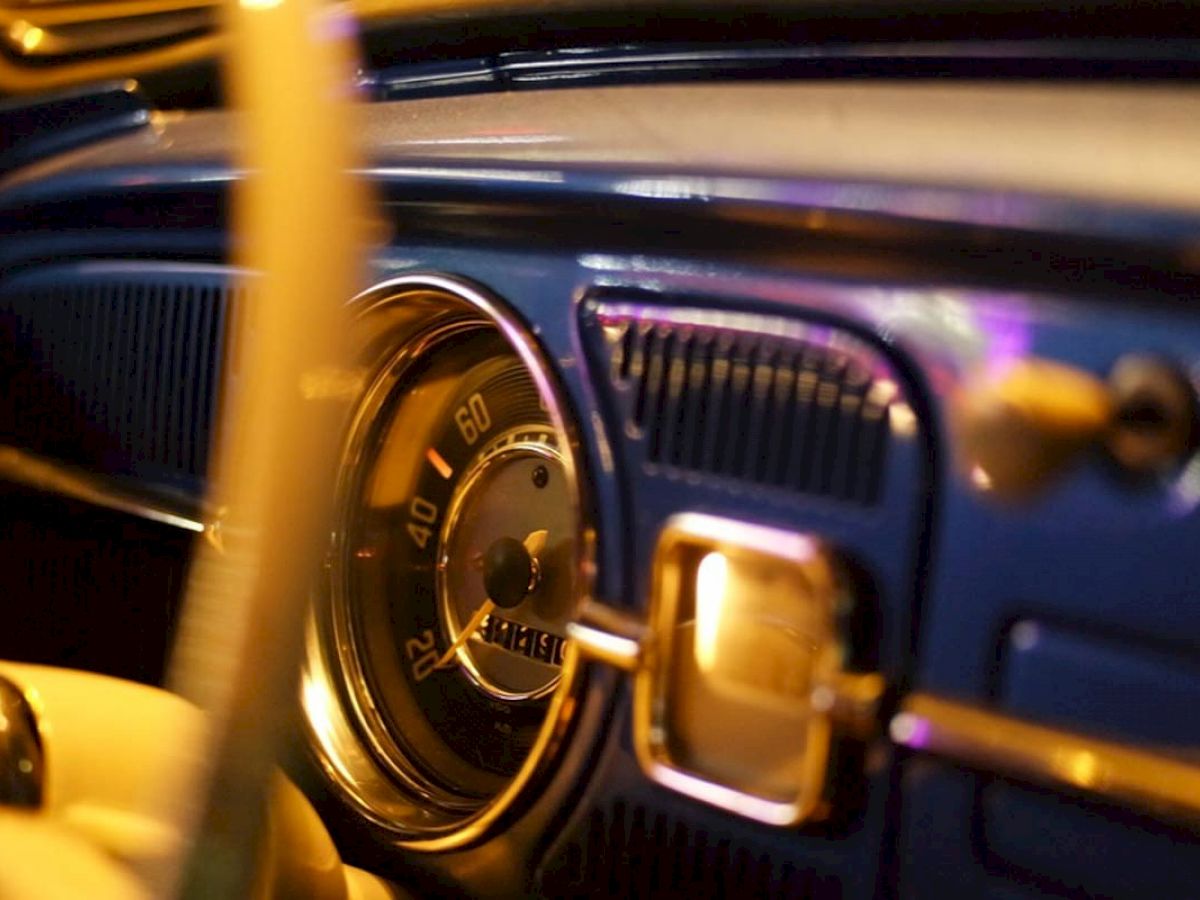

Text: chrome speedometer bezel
xmin=301 ymin=273 xmax=594 ymax=850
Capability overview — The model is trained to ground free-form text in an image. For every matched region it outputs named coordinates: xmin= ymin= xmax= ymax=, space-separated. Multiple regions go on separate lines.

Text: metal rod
xmin=892 ymin=692 xmax=1200 ymax=827
xmin=0 ymin=444 xmax=206 ymax=533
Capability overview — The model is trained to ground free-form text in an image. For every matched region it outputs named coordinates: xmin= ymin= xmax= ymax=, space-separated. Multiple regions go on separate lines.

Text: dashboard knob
xmin=953 ymin=355 xmax=1197 ymax=500
xmin=953 ymin=359 xmax=1113 ymax=500
xmin=1108 ymin=355 xmax=1198 ymax=476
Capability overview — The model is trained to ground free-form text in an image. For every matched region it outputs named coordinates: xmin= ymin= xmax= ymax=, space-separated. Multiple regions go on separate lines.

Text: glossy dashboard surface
xmin=3 ymin=81 xmax=1200 ymax=897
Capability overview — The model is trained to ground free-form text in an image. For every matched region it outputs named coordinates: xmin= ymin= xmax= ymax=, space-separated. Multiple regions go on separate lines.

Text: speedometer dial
xmin=306 ymin=277 xmax=590 ymax=845
xmin=436 ymin=421 xmax=575 ymax=702
xmin=352 ymin=329 xmax=576 ymax=785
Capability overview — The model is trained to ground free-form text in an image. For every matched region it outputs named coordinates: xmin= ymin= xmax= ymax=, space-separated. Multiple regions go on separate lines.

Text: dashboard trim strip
xmin=892 ymin=692 xmax=1200 ymax=827
xmin=0 ymin=444 xmax=209 ymax=534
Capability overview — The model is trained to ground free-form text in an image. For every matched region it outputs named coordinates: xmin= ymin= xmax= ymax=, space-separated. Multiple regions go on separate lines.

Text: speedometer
xmin=304 ymin=276 xmax=590 ymax=845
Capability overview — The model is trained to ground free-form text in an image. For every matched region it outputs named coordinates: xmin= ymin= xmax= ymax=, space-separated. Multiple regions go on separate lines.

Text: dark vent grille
xmin=539 ymin=799 xmax=842 ymax=899
xmin=0 ymin=266 xmax=235 ymax=491
xmin=603 ymin=313 xmax=894 ymax=506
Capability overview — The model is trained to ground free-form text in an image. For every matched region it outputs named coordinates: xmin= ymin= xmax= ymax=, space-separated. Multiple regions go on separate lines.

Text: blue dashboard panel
xmin=979 ymin=783 xmax=1200 ymax=898
xmin=4 ymin=82 xmax=1200 ymax=896
xmin=359 ymin=241 xmax=1200 ymax=896
xmin=913 ymin=622 xmax=1200 ymax=898
xmin=6 ymin=233 xmax=1200 ymax=899
xmin=999 ymin=622 xmax=1200 ymax=748
xmin=923 ymin=623 xmax=1200 ymax=898
xmin=573 ymin=290 xmax=928 ymax=895
xmin=895 ymin=289 xmax=1200 ymax=894
xmin=917 ymin=295 xmax=1200 ymax=698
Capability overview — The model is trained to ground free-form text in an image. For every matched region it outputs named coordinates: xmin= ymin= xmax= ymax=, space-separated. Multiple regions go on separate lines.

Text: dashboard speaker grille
xmin=594 ymin=303 xmax=897 ymax=506
xmin=0 ymin=263 xmax=235 ymax=491
xmin=538 ymin=798 xmax=842 ymax=898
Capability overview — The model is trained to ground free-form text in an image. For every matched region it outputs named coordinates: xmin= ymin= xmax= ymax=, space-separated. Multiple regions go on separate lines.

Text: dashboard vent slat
xmin=594 ymin=303 xmax=900 ymax=507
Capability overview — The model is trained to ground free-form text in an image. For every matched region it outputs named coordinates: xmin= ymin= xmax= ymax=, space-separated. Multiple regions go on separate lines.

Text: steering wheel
xmin=0 ymin=0 xmax=370 ymax=896
xmin=159 ymin=0 xmax=370 ymax=894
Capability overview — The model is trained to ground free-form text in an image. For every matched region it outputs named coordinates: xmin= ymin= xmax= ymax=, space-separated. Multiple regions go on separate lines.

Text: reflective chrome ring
xmin=302 ymin=273 xmax=593 ymax=850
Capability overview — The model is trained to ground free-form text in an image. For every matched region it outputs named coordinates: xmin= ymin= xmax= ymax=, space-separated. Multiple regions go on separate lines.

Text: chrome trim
xmin=303 ymin=273 xmax=594 ymax=851
xmin=0 ymin=674 xmax=43 ymax=808
xmin=891 ymin=692 xmax=1200 ymax=826
xmin=0 ymin=444 xmax=207 ymax=534
xmin=566 ymin=600 xmax=645 ymax=673
xmin=811 ymin=671 xmax=888 ymax=742
xmin=575 ymin=513 xmax=882 ymax=827
xmin=634 ymin=514 xmax=840 ymax=826
xmin=325 ymin=313 xmax=491 ymax=814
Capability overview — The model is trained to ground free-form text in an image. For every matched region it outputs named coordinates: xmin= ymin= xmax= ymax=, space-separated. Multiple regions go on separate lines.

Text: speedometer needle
xmin=435 ymin=529 xmax=547 ymax=669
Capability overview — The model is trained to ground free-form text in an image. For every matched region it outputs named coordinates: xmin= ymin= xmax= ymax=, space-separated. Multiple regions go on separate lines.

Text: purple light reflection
xmin=972 ymin=296 xmax=1034 ymax=378
xmin=890 ymin=713 xmax=932 ymax=750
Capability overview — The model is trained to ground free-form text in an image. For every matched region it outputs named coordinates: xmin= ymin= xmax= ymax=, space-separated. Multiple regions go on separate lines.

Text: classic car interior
xmin=2 ymin=1 xmax=1200 ymax=896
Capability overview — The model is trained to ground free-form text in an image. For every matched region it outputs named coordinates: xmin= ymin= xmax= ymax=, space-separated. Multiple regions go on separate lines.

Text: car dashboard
xmin=3 ymin=68 xmax=1200 ymax=899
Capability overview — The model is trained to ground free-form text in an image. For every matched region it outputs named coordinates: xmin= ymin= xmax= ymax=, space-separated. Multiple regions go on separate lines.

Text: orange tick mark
xmin=426 ymin=448 xmax=453 ymax=479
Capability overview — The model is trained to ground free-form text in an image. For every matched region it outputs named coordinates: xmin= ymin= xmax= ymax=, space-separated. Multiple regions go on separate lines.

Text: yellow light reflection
xmin=301 ymin=671 xmax=336 ymax=745
xmin=1067 ymin=749 xmax=1100 ymax=789
xmin=694 ymin=551 xmax=728 ymax=673
xmin=970 ymin=464 xmax=994 ymax=490
xmin=889 ymin=403 xmax=919 ymax=438
xmin=868 ymin=379 xmax=899 ymax=406
xmin=8 ymin=21 xmax=45 ymax=53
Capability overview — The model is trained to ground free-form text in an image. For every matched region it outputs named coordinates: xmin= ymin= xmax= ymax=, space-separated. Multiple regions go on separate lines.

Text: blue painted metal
xmin=0 ymin=81 xmax=151 ymax=177
xmin=999 ymin=622 xmax=1200 ymax=746
xmin=979 ymin=623 xmax=1200 ymax=896
xmin=980 ymin=782 xmax=1200 ymax=898
xmin=357 ymin=226 xmax=1200 ymax=896
xmin=4 ymin=120 xmax=1200 ymax=896
xmin=7 ymin=158 xmax=1200 ymax=254
xmin=914 ymin=297 xmax=1200 ymax=688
